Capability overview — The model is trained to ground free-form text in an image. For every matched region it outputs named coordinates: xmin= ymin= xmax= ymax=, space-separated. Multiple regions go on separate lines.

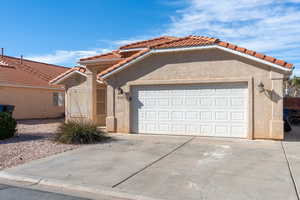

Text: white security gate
xmin=131 ymin=83 xmax=248 ymax=138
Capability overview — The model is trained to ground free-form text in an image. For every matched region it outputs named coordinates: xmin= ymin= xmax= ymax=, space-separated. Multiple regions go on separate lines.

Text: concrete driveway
xmin=1 ymin=133 xmax=300 ymax=200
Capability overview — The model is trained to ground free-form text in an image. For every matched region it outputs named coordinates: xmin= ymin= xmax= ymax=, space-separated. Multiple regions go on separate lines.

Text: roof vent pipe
xmin=1 ymin=48 xmax=3 ymax=57
xmin=20 ymin=55 xmax=23 ymax=64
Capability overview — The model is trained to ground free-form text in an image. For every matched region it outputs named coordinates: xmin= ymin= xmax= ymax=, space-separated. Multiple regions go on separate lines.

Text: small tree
xmin=285 ymin=76 xmax=300 ymax=97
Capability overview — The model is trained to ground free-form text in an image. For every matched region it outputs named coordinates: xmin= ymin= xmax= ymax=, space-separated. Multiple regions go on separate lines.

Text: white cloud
xmin=26 ymin=0 xmax=300 ymax=72
xmin=112 ymin=39 xmax=141 ymax=46
xmin=164 ymin=0 xmax=300 ymax=70
xmin=111 ymin=36 xmax=151 ymax=47
xmin=26 ymin=48 xmax=109 ymax=66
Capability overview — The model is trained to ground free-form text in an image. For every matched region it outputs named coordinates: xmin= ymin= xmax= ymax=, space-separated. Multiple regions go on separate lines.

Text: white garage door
xmin=131 ymin=83 xmax=248 ymax=138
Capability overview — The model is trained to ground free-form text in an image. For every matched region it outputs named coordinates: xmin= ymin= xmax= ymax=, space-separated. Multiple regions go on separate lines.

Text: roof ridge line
xmin=2 ymin=55 xmax=68 ymax=69
xmin=119 ymin=36 xmax=178 ymax=49
xmin=80 ymin=50 xmax=123 ymax=61
xmin=150 ymin=36 xmax=192 ymax=49
xmin=189 ymin=35 xmax=219 ymax=43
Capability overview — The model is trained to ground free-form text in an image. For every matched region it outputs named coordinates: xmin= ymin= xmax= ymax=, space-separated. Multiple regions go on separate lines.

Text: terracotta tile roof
xmin=216 ymin=40 xmax=293 ymax=69
xmin=152 ymin=36 xmax=293 ymax=69
xmin=49 ymin=66 xmax=86 ymax=84
xmin=152 ymin=36 xmax=219 ymax=49
xmin=80 ymin=51 xmax=122 ymax=61
xmin=80 ymin=37 xmax=178 ymax=62
xmin=119 ymin=36 xmax=178 ymax=49
xmin=0 ymin=55 xmax=68 ymax=88
xmin=94 ymin=35 xmax=293 ymax=79
xmin=51 ymin=35 xmax=293 ymax=83
xmin=97 ymin=48 xmax=150 ymax=79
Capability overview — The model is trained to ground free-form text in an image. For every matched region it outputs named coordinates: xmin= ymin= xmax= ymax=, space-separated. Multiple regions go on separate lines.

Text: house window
xmin=53 ymin=92 xmax=65 ymax=107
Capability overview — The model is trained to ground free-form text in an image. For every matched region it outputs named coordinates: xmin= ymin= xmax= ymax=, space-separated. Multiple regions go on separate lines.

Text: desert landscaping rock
xmin=0 ymin=119 xmax=79 ymax=170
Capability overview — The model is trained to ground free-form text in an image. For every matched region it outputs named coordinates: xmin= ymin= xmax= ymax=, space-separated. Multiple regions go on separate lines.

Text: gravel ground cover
xmin=0 ymin=118 xmax=79 ymax=170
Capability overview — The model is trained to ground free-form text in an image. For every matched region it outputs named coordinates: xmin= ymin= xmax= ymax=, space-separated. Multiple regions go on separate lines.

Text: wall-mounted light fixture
xmin=257 ymin=81 xmax=265 ymax=93
xmin=117 ymin=87 xmax=124 ymax=95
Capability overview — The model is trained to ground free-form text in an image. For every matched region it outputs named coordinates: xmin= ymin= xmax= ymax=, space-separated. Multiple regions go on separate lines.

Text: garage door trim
xmin=127 ymin=77 xmax=254 ymax=139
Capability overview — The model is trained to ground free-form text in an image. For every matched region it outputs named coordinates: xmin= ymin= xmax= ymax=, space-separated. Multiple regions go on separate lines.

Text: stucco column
xmin=269 ymin=71 xmax=284 ymax=140
xmin=86 ymin=69 xmax=97 ymax=122
xmin=106 ymin=84 xmax=116 ymax=132
xmin=64 ymin=88 xmax=69 ymax=122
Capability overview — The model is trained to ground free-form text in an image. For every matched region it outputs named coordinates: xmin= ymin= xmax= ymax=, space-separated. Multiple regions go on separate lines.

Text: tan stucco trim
xmin=248 ymin=77 xmax=254 ymax=139
xmin=124 ymin=77 xmax=254 ymax=139
xmin=0 ymin=83 xmax=64 ymax=91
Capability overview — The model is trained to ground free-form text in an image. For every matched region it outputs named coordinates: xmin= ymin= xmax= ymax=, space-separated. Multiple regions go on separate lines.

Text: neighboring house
xmin=51 ymin=36 xmax=294 ymax=140
xmin=285 ymin=77 xmax=300 ymax=97
xmin=0 ymin=54 xmax=68 ymax=119
xmin=284 ymin=97 xmax=300 ymax=110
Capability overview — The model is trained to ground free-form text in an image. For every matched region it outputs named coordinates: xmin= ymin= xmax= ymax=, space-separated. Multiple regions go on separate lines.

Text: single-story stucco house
xmin=0 ymin=53 xmax=68 ymax=119
xmin=50 ymin=36 xmax=294 ymax=140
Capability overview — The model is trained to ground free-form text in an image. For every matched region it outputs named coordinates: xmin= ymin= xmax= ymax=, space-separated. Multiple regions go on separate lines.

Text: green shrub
xmin=55 ymin=121 xmax=109 ymax=144
xmin=0 ymin=112 xmax=17 ymax=140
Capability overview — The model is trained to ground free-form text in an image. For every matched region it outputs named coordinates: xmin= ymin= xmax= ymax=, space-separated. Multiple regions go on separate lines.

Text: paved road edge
xmin=0 ymin=171 xmax=163 ymax=200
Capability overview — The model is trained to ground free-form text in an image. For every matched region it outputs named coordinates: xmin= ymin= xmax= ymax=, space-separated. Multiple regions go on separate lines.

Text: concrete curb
xmin=0 ymin=171 xmax=163 ymax=200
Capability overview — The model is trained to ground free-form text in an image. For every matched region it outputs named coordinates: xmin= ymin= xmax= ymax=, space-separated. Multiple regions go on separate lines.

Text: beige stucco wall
xmin=105 ymin=48 xmax=288 ymax=139
xmin=64 ymin=72 xmax=106 ymax=125
xmin=0 ymin=86 xmax=65 ymax=119
xmin=64 ymin=73 xmax=89 ymax=122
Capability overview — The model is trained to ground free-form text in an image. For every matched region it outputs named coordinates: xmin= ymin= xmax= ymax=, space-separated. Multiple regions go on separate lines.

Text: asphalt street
xmin=0 ymin=183 xmax=91 ymax=200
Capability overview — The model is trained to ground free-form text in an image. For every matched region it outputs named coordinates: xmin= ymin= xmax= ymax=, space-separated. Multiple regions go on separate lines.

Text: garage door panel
xmin=200 ymin=111 xmax=212 ymax=121
xmin=215 ymin=97 xmax=228 ymax=106
xmin=132 ymin=83 xmax=248 ymax=138
xmin=215 ymin=124 xmax=229 ymax=136
xmin=230 ymin=111 xmax=245 ymax=121
xmin=231 ymin=125 xmax=246 ymax=137
xmin=186 ymin=111 xmax=199 ymax=120
xmin=215 ymin=111 xmax=229 ymax=121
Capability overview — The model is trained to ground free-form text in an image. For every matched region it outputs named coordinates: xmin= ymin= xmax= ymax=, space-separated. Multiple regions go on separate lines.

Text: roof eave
xmin=0 ymin=83 xmax=64 ymax=90
xmin=50 ymin=70 xmax=87 ymax=85
xmin=119 ymin=48 xmax=148 ymax=52
xmin=78 ymin=58 xmax=123 ymax=65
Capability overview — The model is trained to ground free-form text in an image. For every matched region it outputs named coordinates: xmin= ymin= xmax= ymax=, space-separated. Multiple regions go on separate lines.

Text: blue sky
xmin=1 ymin=0 xmax=300 ymax=76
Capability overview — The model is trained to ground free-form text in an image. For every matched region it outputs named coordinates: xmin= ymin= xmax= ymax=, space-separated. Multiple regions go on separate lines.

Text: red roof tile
xmin=152 ymin=36 xmax=218 ymax=49
xmin=97 ymin=49 xmax=150 ymax=79
xmin=80 ymin=51 xmax=122 ymax=61
xmin=119 ymin=36 xmax=178 ymax=49
xmin=235 ymin=47 xmax=244 ymax=52
xmin=264 ymin=55 xmax=276 ymax=62
xmin=254 ymin=52 xmax=265 ymax=59
xmin=275 ymin=59 xmax=286 ymax=66
xmin=0 ymin=55 xmax=68 ymax=88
